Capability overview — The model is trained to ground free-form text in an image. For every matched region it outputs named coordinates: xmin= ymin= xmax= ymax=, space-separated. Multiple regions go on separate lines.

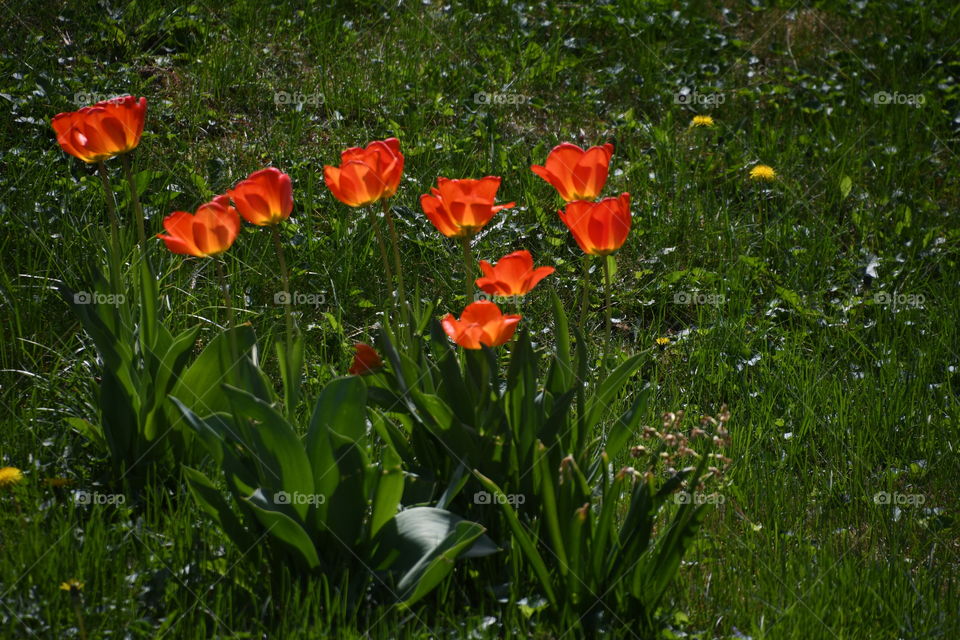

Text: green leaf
xmin=839 ymin=175 xmax=852 ymax=200
xmin=64 ymin=417 xmax=106 ymax=450
xmin=372 ymin=506 xmax=497 ymax=606
xmin=473 ymin=471 xmax=556 ymax=607
xmin=534 ymin=442 xmax=567 ymax=575
xmin=307 ymin=376 xmax=367 ymax=445
xmin=172 ymin=324 xmax=272 ymax=417
xmin=370 ymin=446 xmax=404 ymax=537
xmin=276 ymin=333 xmax=305 ymax=415
xmin=584 ymin=354 xmax=644 ymax=430
xmin=605 ymin=385 xmax=651 ymax=459
xmin=220 ymin=385 xmax=314 ymax=520
xmin=244 ymin=489 xmax=321 ymax=570
xmin=183 ymin=466 xmax=255 ymax=550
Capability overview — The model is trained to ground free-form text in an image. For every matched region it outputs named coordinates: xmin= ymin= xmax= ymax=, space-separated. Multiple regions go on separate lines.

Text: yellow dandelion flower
xmin=749 ymin=165 xmax=776 ymax=181
xmin=690 ymin=115 xmax=714 ymax=128
xmin=45 ymin=477 xmax=73 ymax=488
xmin=60 ymin=579 xmax=84 ymax=592
xmin=656 ymin=337 xmax=671 ymax=345
xmin=0 ymin=467 xmax=23 ymax=488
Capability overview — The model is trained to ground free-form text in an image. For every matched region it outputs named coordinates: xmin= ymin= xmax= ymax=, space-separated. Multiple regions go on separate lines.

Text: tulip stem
xmin=382 ymin=199 xmax=407 ymax=311
xmin=97 ymin=161 xmax=122 ymax=294
xmin=602 ymin=255 xmax=613 ymax=365
xmin=365 ymin=206 xmax=393 ymax=304
xmin=461 ymin=235 xmax=475 ymax=303
xmin=578 ymin=255 xmax=591 ymax=334
xmin=121 ymin=154 xmax=146 ymax=248
xmin=216 ymin=258 xmax=239 ymax=366
xmin=272 ymin=224 xmax=299 ymax=412
xmin=271 ymin=225 xmax=296 ymax=342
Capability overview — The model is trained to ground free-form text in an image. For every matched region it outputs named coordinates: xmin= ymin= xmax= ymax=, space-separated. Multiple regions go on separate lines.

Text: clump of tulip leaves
xmin=362 ymin=296 xmax=729 ymax=632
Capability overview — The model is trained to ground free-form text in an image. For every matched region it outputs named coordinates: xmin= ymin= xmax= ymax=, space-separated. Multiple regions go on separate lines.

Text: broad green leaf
xmin=220 ymin=385 xmax=314 ymax=520
xmin=244 ymin=489 xmax=321 ymax=570
xmin=370 ymin=446 xmax=404 ymax=537
xmin=372 ymin=506 xmax=497 ymax=606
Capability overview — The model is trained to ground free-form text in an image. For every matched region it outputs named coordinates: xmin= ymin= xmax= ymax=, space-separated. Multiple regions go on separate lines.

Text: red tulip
xmin=157 ymin=195 xmax=241 ymax=257
xmin=441 ymin=301 xmax=521 ymax=349
xmin=324 ymin=138 xmax=404 ymax=207
xmin=227 ymin=167 xmax=293 ymax=226
xmin=531 ymin=142 xmax=613 ymax=202
xmin=558 ymin=193 xmax=631 ymax=256
xmin=420 ymin=177 xmax=515 ymax=238
xmin=51 ymin=96 xmax=147 ymax=163
xmin=348 ymin=343 xmax=383 ymax=375
xmin=476 ymin=250 xmax=554 ymax=297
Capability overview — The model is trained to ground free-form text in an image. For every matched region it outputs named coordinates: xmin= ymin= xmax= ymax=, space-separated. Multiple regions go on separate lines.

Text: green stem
xmin=365 ymin=206 xmax=393 ymax=304
xmin=97 ymin=161 xmax=122 ymax=294
xmin=271 ymin=225 xmax=296 ymax=342
xmin=271 ymin=224 xmax=299 ymax=412
xmin=579 ymin=254 xmax=591 ymax=333
xmin=382 ymin=198 xmax=407 ymax=312
xmin=121 ymin=153 xmax=146 ymax=248
xmin=602 ymin=255 xmax=612 ymax=364
xmin=216 ymin=258 xmax=239 ymax=366
xmin=461 ymin=235 xmax=475 ymax=303
xmin=71 ymin=595 xmax=88 ymax=640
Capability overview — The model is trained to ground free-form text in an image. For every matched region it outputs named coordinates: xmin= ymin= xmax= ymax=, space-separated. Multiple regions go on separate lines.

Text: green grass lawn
xmin=2 ymin=0 xmax=959 ymax=637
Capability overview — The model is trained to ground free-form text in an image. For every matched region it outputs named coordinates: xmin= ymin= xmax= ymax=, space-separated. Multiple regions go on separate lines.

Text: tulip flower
xmin=324 ymin=138 xmax=404 ymax=207
xmin=325 ymin=139 xmax=407 ymax=310
xmin=558 ymin=193 xmax=631 ymax=256
xmin=228 ymin=167 xmax=293 ymax=226
xmin=422 ymin=176 xmax=517 ymax=302
xmin=157 ymin=195 xmax=241 ymax=257
xmin=476 ymin=250 xmax=554 ymax=297
xmin=530 ymin=142 xmax=613 ymax=202
xmin=229 ymin=168 xmax=298 ymax=401
xmin=51 ymin=96 xmax=147 ymax=164
xmin=420 ymin=177 xmax=515 ymax=239
xmin=348 ymin=343 xmax=384 ymax=375
xmin=441 ymin=301 xmax=521 ymax=349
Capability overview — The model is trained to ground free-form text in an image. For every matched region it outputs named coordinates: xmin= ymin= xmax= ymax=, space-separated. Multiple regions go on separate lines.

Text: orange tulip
xmin=157 ymin=195 xmax=241 ymax=257
xmin=420 ymin=177 xmax=515 ymax=238
xmin=324 ymin=138 xmax=404 ymax=207
xmin=530 ymin=142 xmax=613 ymax=201
xmin=51 ymin=96 xmax=147 ymax=163
xmin=227 ymin=167 xmax=293 ymax=226
xmin=476 ymin=250 xmax=554 ymax=297
xmin=348 ymin=343 xmax=384 ymax=375
xmin=441 ymin=301 xmax=521 ymax=349
xmin=558 ymin=193 xmax=631 ymax=256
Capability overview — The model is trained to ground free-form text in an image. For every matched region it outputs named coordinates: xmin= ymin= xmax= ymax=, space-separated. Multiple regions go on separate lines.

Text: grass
xmin=1 ymin=0 xmax=959 ymax=637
